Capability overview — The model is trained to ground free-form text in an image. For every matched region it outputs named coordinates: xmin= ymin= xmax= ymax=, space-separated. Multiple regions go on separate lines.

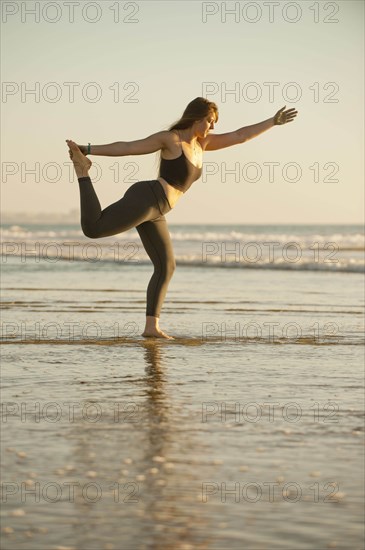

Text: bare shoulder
xmin=161 ymin=129 xmax=181 ymax=155
xmin=154 ymin=130 xmax=175 ymax=148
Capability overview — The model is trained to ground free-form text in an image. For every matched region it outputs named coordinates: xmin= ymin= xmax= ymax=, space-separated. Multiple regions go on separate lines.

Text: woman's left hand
xmin=274 ymin=106 xmax=298 ymax=125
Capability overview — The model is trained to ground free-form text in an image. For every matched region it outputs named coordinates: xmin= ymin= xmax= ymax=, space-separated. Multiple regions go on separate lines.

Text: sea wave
xmin=1 ymin=251 xmax=363 ymax=273
xmin=2 ymin=224 xmax=364 ymax=273
xmin=2 ymin=225 xmax=364 ymax=248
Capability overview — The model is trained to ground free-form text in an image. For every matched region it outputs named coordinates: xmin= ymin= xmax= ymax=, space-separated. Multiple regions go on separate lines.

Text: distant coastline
xmin=1 ymin=210 xmax=80 ymax=225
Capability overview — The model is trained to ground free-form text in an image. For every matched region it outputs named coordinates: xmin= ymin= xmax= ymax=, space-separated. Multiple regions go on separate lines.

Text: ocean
xmin=1 ymin=223 xmax=364 ymax=549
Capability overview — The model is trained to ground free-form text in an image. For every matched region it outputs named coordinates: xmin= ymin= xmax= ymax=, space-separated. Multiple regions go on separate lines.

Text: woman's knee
xmin=165 ymin=258 xmax=176 ymax=279
xmin=81 ymin=221 xmax=101 ymax=239
xmin=155 ymin=257 xmax=176 ymax=280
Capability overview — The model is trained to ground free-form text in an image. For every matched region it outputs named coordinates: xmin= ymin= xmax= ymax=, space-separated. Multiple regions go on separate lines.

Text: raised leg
xmin=67 ymin=139 xmax=161 ymax=238
xmin=77 ymin=177 xmax=161 ymax=238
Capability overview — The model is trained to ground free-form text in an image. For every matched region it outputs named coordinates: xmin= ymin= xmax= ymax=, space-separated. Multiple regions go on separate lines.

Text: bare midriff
xmin=156 ymin=176 xmax=184 ymax=209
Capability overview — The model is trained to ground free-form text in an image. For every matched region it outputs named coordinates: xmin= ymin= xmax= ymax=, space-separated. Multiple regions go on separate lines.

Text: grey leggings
xmin=78 ymin=177 xmax=175 ymax=318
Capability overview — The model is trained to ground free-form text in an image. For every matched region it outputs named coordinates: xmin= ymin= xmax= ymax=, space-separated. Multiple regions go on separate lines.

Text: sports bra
xmin=158 ymin=147 xmax=203 ymax=193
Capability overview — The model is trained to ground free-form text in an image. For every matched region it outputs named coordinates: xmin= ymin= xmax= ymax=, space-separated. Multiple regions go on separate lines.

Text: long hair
xmin=155 ymin=97 xmax=219 ymax=174
xmin=168 ymin=97 xmax=219 ymax=131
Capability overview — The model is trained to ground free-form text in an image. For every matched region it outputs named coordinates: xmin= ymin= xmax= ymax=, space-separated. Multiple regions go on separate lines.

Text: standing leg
xmin=136 ymin=216 xmax=176 ymax=339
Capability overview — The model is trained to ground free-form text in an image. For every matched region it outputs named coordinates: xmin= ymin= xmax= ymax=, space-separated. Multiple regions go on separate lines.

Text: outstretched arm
xmin=75 ymin=131 xmax=171 ymax=157
xmin=201 ymin=106 xmax=298 ymax=151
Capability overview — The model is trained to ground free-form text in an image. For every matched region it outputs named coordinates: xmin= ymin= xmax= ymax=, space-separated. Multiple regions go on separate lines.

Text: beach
xmin=1 ymin=223 xmax=364 ymax=549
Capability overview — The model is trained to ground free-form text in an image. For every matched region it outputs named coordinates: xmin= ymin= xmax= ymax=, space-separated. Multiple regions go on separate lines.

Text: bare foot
xmin=142 ymin=328 xmax=175 ymax=340
xmin=142 ymin=316 xmax=174 ymax=340
xmin=66 ymin=139 xmax=92 ymax=178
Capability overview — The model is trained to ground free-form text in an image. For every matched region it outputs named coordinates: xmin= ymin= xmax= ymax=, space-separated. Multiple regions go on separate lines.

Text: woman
xmin=66 ymin=97 xmax=298 ymax=340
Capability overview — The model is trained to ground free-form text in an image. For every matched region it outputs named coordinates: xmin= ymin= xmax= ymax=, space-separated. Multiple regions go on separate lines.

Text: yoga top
xmin=159 ymin=148 xmax=203 ymax=193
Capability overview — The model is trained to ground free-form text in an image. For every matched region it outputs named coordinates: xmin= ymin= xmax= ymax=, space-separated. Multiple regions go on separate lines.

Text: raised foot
xmin=142 ymin=329 xmax=175 ymax=340
xmin=66 ymin=139 xmax=92 ymax=178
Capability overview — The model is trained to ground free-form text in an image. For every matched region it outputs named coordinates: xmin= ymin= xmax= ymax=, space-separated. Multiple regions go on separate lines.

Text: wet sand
xmin=1 ymin=257 xmax=364 ymax=549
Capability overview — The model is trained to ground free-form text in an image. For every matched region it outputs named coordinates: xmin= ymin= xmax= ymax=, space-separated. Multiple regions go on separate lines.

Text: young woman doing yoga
xmin=66 ymin=97 xmax=298 ymax=340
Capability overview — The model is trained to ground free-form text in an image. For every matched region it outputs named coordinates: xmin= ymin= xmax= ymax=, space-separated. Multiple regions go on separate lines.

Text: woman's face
xmin=195 ymin=113 xmax=216 ymax=138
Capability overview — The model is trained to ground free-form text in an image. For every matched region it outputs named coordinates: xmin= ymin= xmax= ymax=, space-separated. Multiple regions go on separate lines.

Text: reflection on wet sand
xmin=63 ymin=340 xmax=212 ymax=549
xmin=2 ymin=332 xmax=363 ymax=549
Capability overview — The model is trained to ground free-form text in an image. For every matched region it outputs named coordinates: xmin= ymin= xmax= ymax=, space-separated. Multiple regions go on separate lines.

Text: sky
xmin=1 ymin=0 xmax=364 ymax=224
